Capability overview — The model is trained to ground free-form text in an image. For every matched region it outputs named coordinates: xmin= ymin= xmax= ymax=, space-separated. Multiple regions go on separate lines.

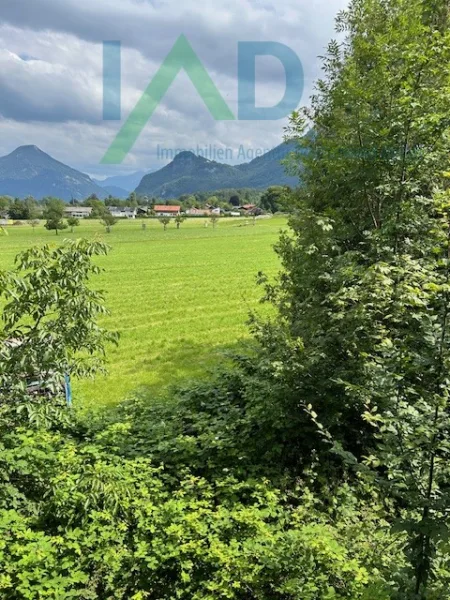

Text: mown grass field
xmin=0 ymin=217 xmax=286 ymax=408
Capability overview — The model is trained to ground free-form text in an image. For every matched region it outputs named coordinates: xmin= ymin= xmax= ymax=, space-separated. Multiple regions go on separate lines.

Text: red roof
xmin=154 ymin=205 xmax=181 ymax=212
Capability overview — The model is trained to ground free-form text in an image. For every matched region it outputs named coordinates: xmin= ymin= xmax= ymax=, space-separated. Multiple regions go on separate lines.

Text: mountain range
xmin=0 ymin=142 xmax=298 ymax=201
xmin=136 ymin=143 xmax=298 ymax=198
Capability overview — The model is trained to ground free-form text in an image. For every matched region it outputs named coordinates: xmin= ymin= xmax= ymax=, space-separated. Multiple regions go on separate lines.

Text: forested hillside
xmin=135 ymin=143 xmax=298 ymax=198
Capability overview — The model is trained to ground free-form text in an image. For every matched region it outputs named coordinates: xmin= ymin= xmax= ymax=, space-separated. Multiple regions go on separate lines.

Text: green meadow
xmin=0 ymin=217 xmax=286 ymax=408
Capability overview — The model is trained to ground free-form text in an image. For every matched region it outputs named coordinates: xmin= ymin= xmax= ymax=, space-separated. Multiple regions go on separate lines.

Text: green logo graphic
xmin=102 ymin=36 xmax=304 ymax=164
xmin=102 ymin=35 xmax=235 ymax=164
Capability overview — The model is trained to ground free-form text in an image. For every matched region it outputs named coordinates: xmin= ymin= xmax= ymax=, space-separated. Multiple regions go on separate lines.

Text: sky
xmin=0 ymin=0 xmax=349 ymax=178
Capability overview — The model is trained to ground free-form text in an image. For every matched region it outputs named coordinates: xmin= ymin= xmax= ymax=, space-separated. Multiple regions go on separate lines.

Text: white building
xmin=64 ymin=207 xmax=93 ymax=219
xmin=185 ymin=208 xmax=211 ymax=216
xmin=108 ymin=207 xmax=137 ymax=219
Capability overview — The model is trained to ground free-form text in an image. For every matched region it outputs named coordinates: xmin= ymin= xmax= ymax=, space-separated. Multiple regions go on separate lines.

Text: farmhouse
xmin=185 ymin=208 xmax=211 ymax=216
xmin=239 ymin=204 xmax=264 ymax=216
xmin=153 ymin=205 xmax=181 ymax=217
xmin=108 ymin=206 xmax=137 ymax=219
xmin=64 ymin=207 xmax=93 ymax=219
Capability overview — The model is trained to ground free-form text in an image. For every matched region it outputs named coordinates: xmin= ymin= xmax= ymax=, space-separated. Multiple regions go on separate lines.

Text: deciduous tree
xmin=0 ymin=239 xmax=118 ymax=417
xmin=67 ymin=217 xmax=80 ymax=233
xmin=159 ymin=217 xmax=171 ymax=231
xmin=44 ymin=199 xmax=67 ymax=235
xmin=101 ymin=213 xmax=117 ymax=233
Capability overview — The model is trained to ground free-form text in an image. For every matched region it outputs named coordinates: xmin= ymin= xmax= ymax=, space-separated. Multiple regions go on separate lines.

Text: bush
xmin=94 ymin=354 xmax=345 ymax=483
xmin=0 ymin=421 xmax=402 ymax=600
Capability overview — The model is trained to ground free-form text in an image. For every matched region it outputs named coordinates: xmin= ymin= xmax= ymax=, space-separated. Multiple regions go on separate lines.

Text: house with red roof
xmin=153 ymin=205 xmax=181 ymax=217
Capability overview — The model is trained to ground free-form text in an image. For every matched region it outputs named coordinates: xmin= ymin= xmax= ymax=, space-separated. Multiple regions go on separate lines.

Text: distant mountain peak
xmin=173 ymin=151 xmax=200 ymax=162
xmin=0 ymin=146 xmax=108 ymax=201
xmin=136 ymin=141 xmax=298 ymax=198
xmin=12 ymin=145 xmax=45 ymax=155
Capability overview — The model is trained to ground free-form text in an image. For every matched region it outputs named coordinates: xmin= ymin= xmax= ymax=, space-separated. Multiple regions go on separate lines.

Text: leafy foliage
xmin=174 ymin=215 xmax=186 ymax=229
xmin=101 ymin=212 xmax=117 ymax=233
xmin=159 ymin=216 xmax=171 ymax=230
xmin=0 ymin=417 xmax=403 ymax=600
xmin=0 ymin=236 xmax=404 ymax=599
xmin=67 ymin=216 xmax=80 ymax=232
xmin=260 ymin=186 xmax=290 ymax=213
xmin=251 ymin=0 xmax=450 ymax=596
xmin=0 ymin=240 xmax=118 ymax=421
xmin=4 ymin=1 xmax=450 ymax=598
xmin=43 ymin=198 xmax=67 ymax=235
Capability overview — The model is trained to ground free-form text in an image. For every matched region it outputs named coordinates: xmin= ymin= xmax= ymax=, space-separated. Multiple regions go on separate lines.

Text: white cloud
xmin=0 ymin=0 xmax=349 ymax=176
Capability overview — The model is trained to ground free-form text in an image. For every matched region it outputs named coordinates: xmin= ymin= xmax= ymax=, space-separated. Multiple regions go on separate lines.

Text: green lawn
xmin=0 ymin=217 xmax=286 ymax=408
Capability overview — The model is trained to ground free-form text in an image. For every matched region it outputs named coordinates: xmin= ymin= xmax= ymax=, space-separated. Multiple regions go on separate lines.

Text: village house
xmin=64 ymin=207 xmax=93 ymax=219
xmin=108 ymin=206 xmax=138 ymax=219
xmin=239 ymin=204 xmax=257 ymax=213
xmin=185 ymin=208 xmax=211 ymax=216
xmin=239 ymin=204 xmax=264 ymax=216
xmin=136 ymin=207 xmax=150 ymax=217
xmin=153 ymin=205 xmax=181 ymax=217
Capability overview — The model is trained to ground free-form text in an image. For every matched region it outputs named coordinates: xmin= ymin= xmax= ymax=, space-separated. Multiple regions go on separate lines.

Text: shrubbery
xmin=0 ymin=415 xmax=404 ymax=600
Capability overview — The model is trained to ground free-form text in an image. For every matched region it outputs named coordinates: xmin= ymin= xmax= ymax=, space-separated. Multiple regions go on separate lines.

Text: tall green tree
xmin=253 ymin=0 xmax=450 ymax=596
xmin=260 ymin=186 xmax=289 ymax=213
xmin=84 ymin=197 xmax=107 ymax=218
xmin=207 ymin=196 xmax=219 ymax=207
xmin=0 ymin=196 xmax=10 ymax=215
xmin=127 ymin=191 xmax=138 ymax=208
xmin=8 ymin=199 xmax=28 ymax=220
xmin=43 ymin=199 xmax=67 ymax=235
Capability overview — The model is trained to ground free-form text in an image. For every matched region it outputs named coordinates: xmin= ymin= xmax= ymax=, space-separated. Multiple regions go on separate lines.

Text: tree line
xmin=0 ymin=185 xmax=291 ymax=221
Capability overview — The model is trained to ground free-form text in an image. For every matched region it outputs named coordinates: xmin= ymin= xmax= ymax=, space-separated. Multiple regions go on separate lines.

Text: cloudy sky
xmin=0 ymin=0 xmax=348 ymax=178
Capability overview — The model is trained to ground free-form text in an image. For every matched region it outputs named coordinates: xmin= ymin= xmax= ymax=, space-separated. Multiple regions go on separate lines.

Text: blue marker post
xmin=64 ymin=374 xmax=73 ymax=407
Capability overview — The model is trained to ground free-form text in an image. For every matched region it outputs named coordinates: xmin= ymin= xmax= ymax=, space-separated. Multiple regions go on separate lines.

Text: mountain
xmin=0 ymin=146 xmax=107 ymax=201
xmin=100 ymin=185 xmax=130 ymax=199
xmin=0 ymin=143 xmax=298 ymax=201
xmin=135 ymin=143 xmax=298 ymax=198
xmin=94 ymin=171 xmax=148 ymax=193
xmin=234 ymin=143 xmax=299 ymax=188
